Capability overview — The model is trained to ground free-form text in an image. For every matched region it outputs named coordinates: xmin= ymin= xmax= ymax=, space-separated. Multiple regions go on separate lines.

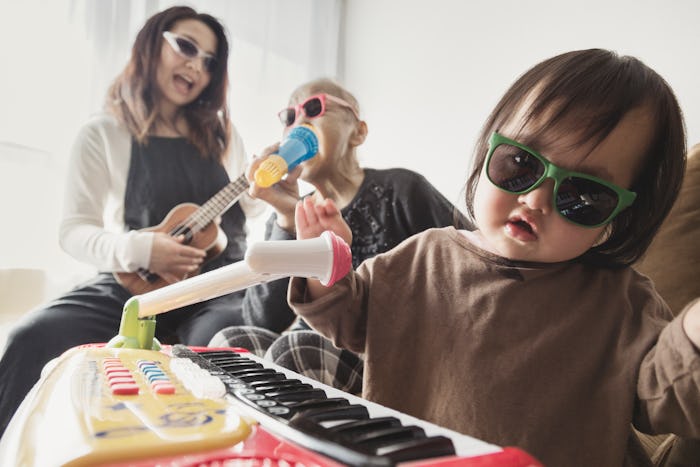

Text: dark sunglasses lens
xmin=303 ymin=97 xmax=323 ymax=117
xmin=279 ymin=109 xmax=296 ymax=126
xmin=175 ymin=37 xmax=198 ymax=57
xmin=557 ymin=177 xmax=619 ymax=226
xmin=488 ymin=144 xmax=545 ymax=192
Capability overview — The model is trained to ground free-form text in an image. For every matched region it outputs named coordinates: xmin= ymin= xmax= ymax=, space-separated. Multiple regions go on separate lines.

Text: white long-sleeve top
xmin=59 ymin=113 xmax=259 ymax=273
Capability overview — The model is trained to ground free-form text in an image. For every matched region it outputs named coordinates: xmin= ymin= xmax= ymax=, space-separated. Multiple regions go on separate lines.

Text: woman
xmin=0 ymin=6 xmax=257 ymax=438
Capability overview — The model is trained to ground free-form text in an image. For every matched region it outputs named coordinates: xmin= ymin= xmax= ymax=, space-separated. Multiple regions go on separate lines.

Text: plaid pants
xmin=209 ymin=325 xmax=364 ymax=395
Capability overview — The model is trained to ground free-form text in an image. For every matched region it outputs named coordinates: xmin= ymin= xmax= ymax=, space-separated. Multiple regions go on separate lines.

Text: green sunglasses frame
xmin=485 ymin=132 xmax=637 ymax=228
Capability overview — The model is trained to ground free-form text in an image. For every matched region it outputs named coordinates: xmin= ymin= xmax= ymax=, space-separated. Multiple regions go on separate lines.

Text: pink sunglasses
xmin=277 ymin=93 xmax=360 ymax=127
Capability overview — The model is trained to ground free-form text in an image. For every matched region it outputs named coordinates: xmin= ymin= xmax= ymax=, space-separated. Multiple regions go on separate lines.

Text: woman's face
xmin=472 ymin=106 xmax=653 ymax=263
xmin=156 ymin=19 xmax=217 ymax=114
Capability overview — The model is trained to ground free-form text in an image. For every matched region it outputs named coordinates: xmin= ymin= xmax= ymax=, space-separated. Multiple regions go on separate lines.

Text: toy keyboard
xmin=0 ymin=345 xmax=541 ymax=467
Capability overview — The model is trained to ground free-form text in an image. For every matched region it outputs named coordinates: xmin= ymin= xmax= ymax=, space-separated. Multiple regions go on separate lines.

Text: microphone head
xmin=254 ymin=124 xmax=319 ymax=187
xmin=245 ymin=230 xmax=351 ymax=286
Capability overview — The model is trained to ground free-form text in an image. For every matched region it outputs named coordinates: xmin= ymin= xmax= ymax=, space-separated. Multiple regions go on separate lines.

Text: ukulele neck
xmin=185 ymin=174 xmax=250 ymax=233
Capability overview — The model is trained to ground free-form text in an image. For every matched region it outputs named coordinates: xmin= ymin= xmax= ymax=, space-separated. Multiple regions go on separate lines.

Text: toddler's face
xmin=472 ymin=107 xmax=653 ymax=263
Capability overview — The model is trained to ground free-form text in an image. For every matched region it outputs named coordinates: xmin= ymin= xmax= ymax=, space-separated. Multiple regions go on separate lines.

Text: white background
xmin=1 ymin=0 xmax=698 ymax=285
xmin=341 ymin=0 xmax=700 ymax=210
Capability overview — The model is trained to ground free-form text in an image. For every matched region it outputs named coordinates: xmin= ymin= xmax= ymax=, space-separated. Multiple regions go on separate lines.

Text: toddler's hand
xmin=295 ymin=196 xmax=352 ymax=245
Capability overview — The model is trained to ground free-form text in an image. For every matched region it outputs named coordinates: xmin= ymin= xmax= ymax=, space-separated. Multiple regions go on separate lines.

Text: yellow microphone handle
xmin=254 ymin=154 xmax=288 ymax=187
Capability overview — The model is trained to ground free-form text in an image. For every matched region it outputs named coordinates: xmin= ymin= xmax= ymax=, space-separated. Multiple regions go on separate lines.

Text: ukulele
xmin=114 ymin=174 xmax=250 ymax=295
xmin=116 ymin=125 xmax=320 ymax=295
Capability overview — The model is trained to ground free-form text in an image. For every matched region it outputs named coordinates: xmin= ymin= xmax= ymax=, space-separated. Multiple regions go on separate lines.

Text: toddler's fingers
xmin=302 ymin=197 xmax=321 ymax=225
xmin=294 ymin=199 xmax=307 ymax=230
xmin=315 ymin=197 xmax=339 ymax=217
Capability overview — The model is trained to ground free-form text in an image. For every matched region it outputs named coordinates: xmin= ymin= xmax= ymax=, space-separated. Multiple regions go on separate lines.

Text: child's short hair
xmin=464 ymin=49 xmax=686 ymax=268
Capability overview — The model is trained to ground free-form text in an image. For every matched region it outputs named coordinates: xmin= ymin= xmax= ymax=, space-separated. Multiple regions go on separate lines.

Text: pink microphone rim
xmin=322 ymin=231 xmax=352 ymax=286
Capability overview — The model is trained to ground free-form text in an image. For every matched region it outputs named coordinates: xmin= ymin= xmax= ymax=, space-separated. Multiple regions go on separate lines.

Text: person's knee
xmin=5 ymin=314 xmax=60 ymax=355
xmin=209 ymin=325 xmax=280 ymax=358
xmin=3 ymin=308 xmax=98 ymax=365
xmin=266 ymin=331 xmax=364 ymax=394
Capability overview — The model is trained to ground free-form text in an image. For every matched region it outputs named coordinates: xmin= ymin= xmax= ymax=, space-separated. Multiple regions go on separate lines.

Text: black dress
xmin=0 ymin=137 xmax=250 ymax=437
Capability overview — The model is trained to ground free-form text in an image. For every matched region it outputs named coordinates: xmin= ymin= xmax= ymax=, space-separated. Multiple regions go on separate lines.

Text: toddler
xmin=289 ymin=49 xmax=698 ymax=466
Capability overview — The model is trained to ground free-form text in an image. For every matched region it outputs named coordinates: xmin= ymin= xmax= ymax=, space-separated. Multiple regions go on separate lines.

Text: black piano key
xmin=206 ymin=355 xmax=251 ymax=363
xmin=249 ymin=379 xmax=303 ymax=390
xmin=216 ymin=361 xmax=263 ymax=371
xmin=286 ymin=397 xmax=347 ymax=412
xmin=195 ymin=350 xmax=242 ymax=359
xmin=353 ymin=426 xmax=426 ymax=449
xmin=328 ymin=417 xmax=402 ymax=436
xmin=236 ymin=371 xmax=288 ymax=383
xmin=267 ymin=388 xmax=327 ymax=402
xmin=256 ymin=383 xmax=312 ymax=394
xmin=375 ymin=435 xmax=456 ymax=463
xmin=292 ymin=404 xmax=369 ymax=423
xmin=182 ymin=345 xmax=460 ymax=467
xmin=220 ymin=366 xmax=269 ymax=377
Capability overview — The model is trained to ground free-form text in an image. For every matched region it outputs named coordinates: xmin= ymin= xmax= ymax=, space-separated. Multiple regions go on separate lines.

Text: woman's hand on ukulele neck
xmin=149 ymin=232 xmax=206 ymax=284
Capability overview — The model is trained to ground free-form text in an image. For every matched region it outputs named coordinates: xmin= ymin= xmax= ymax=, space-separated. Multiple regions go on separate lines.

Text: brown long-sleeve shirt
xmin=289 ymin=227 xmax=700 ymax=466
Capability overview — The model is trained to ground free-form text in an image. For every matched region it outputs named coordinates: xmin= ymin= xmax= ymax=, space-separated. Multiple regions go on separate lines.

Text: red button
xmin=152 ymin=384 xmax=176 ymax=395
xmin=107 ymin=371 xmax=132 ymax=381
xmin=111 ymin=383 xmax=139 ymax=395
xmin=108 ymin=376 xmax=136 ymax=385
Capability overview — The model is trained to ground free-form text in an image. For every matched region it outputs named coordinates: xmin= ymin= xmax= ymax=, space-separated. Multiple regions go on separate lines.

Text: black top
xmin=240 ymin=167 xmax=470 ymax=331
xmin=124 ymin=137 xmax=247 ymax=271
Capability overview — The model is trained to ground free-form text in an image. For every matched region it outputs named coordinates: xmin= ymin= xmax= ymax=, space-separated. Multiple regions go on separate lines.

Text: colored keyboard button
xmin=108 ymin=376 xmax=136 ymax=385
xmin=111 ymin=383 xmax=139 ymax=395
xmin=152 ymin=384 xmax=176 ymax=394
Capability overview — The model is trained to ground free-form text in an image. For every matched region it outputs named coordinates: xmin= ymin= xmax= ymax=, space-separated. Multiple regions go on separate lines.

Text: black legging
xmin=0 ymin=273 xmax=246 ymax=438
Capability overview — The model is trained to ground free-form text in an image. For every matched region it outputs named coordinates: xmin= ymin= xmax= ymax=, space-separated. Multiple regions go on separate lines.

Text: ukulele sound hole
xmin=137 ymin=268 xmax=160 ymax=283
xmin=173 ymin=226 xmax=194 ymax=245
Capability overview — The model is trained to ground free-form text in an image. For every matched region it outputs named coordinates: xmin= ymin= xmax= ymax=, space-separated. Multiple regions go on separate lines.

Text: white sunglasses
xmin=162 ymin=31 xmax=218 ymax=73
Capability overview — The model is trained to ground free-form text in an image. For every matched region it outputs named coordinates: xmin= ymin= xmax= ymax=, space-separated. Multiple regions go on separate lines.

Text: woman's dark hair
xmin=464 ymin=48 xmax=686 ymax=268
xmin=106 ymin=6 xmax=231 ymax=161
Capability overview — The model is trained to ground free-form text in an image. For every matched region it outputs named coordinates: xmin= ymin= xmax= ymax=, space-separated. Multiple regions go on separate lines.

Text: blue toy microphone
xmin=254 ymin=124 xmax=319 ymax=187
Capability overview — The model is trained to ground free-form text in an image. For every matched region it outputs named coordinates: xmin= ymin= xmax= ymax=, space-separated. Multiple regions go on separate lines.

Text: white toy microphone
xmin=107 ymin=231 xmax=351 ymax=349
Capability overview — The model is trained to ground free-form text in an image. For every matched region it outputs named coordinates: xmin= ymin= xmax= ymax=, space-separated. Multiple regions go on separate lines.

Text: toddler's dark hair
xmin=464 ymin=49 xmax=686 ymax=267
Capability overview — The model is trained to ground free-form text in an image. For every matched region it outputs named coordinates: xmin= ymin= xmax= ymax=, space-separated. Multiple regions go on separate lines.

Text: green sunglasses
xmin=485 ymin=132 xmax=637 ymax=228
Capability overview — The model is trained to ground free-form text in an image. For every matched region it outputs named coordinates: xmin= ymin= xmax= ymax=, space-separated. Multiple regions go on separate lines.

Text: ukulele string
xmin=167 ymin=175 xmax=250 ymax=238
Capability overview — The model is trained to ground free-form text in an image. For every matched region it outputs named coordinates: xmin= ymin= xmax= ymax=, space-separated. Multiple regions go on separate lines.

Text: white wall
xmin=341 ymin=0 xmax=700 ymax=211
xmin=2 ymin=0 xmax=698 ymax=284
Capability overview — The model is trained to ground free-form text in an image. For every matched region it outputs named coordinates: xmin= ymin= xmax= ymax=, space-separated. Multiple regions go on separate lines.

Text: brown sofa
xmin=634 ymin=143 xmax=700 ymax=466
xmin=636 ymin=143 xmax=700 ymax=315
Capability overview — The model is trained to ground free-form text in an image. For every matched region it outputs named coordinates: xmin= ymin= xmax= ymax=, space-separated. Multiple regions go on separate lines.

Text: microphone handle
xmin=135 ymin=231 xmax=349 ymax=318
